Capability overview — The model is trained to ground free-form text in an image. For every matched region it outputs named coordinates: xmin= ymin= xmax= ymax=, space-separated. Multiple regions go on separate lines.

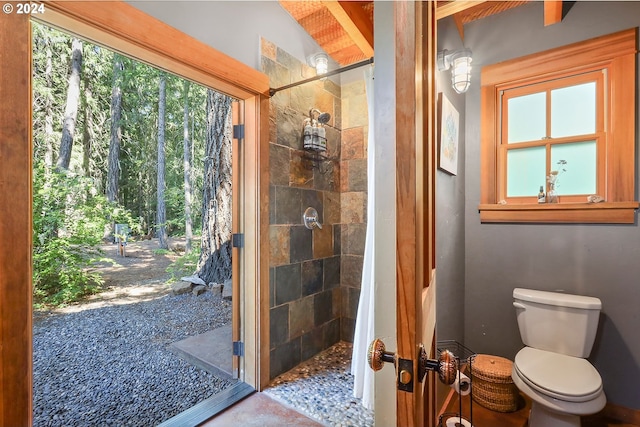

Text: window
xmin=479 ymin=28 xmax=639 ymax=223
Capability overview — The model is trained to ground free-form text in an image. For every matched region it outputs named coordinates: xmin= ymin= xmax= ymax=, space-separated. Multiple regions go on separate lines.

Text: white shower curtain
xmin=351 ymin=66 xmax=375 ymax=410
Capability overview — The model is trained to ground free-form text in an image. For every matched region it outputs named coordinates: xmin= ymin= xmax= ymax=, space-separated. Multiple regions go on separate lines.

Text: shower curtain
xmin=351 ymin=66 xmax=375 ymax=410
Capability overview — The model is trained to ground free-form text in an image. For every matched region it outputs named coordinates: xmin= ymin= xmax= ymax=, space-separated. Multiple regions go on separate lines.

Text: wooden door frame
xmin=0 ymin=2 xmax=270 ymax=424
xmin=394 ymin=1 xmax=437 ymax=426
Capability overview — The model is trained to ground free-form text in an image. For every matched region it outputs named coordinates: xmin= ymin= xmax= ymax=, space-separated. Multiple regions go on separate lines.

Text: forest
xmin=31 ymin=23 xmax=233 ymax=306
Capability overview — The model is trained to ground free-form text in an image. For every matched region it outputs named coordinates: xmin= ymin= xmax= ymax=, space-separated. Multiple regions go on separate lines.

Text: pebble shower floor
xmin=264 ymin=342 xmax=374 ymax=427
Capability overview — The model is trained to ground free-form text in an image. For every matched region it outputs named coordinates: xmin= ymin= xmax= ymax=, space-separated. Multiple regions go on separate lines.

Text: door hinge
xmin=397 ymin=357 xmax=414 ymax=392
xmin=233 ymin=124 xmax=245 ymax=140
xmin=232 ymin=233 xmax=244 ymax=248
xmin=232 ymin=341 xmax=244 ymax=356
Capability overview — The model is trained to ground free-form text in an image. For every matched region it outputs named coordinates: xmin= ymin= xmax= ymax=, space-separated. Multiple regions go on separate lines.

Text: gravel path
xmin=33 ymin=291 xmax=234 ymax=427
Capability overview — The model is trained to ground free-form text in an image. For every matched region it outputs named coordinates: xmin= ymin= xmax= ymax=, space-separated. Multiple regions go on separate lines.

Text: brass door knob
xmin=367 ymin=338 xmax=398 ymax=371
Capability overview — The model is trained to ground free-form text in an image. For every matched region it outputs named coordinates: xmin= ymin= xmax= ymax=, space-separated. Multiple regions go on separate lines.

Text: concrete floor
xmin=200 ymin=392 xmax=323 ymax=427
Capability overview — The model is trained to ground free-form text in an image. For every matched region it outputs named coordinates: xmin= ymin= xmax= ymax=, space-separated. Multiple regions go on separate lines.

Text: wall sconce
xmin=308 ymin=53 xmax=329 ymax=75
xmin=437 ymin=48 xmax=473 ymax=94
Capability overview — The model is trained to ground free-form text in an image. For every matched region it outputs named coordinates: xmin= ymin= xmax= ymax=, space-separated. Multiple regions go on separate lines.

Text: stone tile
xmin=289 ymin=295 xmax=315 ymax=339
xmin=275 ymin=263 xmax=301 ymax=306
xmin=346 ymin=287 xmax=360 ymax=320
xmin=341 ymin=317 xmax=356 ymax=343
xmin=339 ymin=161 xmax=349 ymax=193
xmin=312 ymin=225 xmax=333 ymax=259
xmin=314 ymin=290 xmax=333 ymax=327
xmin=269 ymin=267 xmax=276 ymax=308
xmin=270 ymin=144 xmax=290 ymax=187
xmin=343 ymin=92 xmax=368 ymax=129
xmin=260 ymin=37 xmax=277 ymax=61
xmin=276 ymin=106 xmax=305 ymax=150
xmin=323 ymin=191 xmax=340 ymax=225
xmin=270 ymin=304 xmax=289 ymax=348
xmin=323 ymin=318 xmax=341 ymax=349
xmin=269 ymin=225 xmax=289 ymax=267
xmin=290 ymin=84 xmax=317 ymax=116
xmin=276 ymin=47 xmax=302 ymax=80
xmin=301 ymin=259 xmax=323 ymax=297
xmin=341 ymin=192 xmax=364 ymax=224
xmin=302 ymin=189 xmax=323 ymax=221
xmin=269 ymin=185 xmax=276 ymax=224
xmin=344 ymin=223 xmax=366 ymax=256
xmin=341 ymin=255 xmax=363 ymax=288
xmin=300 ymin=328 xmax=324 ymax=362
xmin=325 ymin=126 xmax=340 ymax=159
xmin=323 ymin=256 xmax=340 ymax=290
xmin=313 ymin=160 xmax=337 ymax=192
xmin=348 ymin=158 xmax=367 ymax=192
xmin=290 ymin=150 xmax=314 ymax=188
xmin=333 ymin=225 xmax=342 ymax=256
xmin=274 ymin=186 xmax=301 ymax=225
xmin=341 ymin=127 xmax=364 ymax=160
xmin=341 ymin=79 xmax=365 ymax=99
xmin=332 ymin=288 xmax=342 ymax=319
xmin=269 ymin=337 xmax=301 ymax=380
xmin=290 ymin=226 xmax=312 ymax=263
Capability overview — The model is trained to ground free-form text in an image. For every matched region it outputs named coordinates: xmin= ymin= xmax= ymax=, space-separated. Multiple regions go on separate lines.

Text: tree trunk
xmin=196 ymin=90 xmax=233 ymax=285
xmin=82 ymin=85 xmax=93 ymax=177
xmin=57 ymin=37 xmax=83 ymax=171
xmin=183 ymin=80 xmax=193 ymax=253
xmin=44 ymin=35 xmax=55 ymax=170
xmin=106 ymin=54 xmax=123 ymax=204
xmin=156 ymin=72 xmax=169 ymax=250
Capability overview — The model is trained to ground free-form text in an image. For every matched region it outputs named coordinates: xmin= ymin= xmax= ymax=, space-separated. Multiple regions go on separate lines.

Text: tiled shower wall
xmin=262 ymin=38 xmax=368 ymax=379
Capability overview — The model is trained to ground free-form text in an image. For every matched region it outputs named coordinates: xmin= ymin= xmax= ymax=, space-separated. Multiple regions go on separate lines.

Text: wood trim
xmin=478 ymin=202 xmax=639 ymax=224
xmin=5 ymin=2 xmax=271 ymax=425
xmin=0 ymin=12 xmax=33 ymax=426
xmin=543 ymin=0 xmax=563 ymax=26
xmin=479 ymin=28 xmax=638 ymax=223
xmin=435 ymin=1 xmax=487 ymax=20
xmin=481 ymin=28 xmax=637 ymax=87
xmin=37 ymin=1 xmax=270 ymax=99
xmin=395 ymin=2 xmax=418 ymax=424
xmin=257 ymin=94 xmax=271 ymax=390
xmin=324 ymin=1 xmax=374 ymax=58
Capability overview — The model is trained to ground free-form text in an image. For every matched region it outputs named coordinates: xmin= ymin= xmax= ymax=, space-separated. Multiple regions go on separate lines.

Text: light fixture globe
xmin=437 ymin=48 xmax=473 ymax=94
xmin=307 ymin=52 xmax=329 ymax=75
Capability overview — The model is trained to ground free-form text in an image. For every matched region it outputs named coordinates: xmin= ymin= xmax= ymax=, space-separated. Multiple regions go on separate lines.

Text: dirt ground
xmin=42 ymin=237 xmax=189 ymax=316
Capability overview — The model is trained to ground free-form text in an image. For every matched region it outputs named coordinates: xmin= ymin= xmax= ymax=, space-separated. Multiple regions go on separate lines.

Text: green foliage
xmin=166 ymin=240 xmax=201 ymax=282
xmin=32 ymin=163 xmax=140 ymax=307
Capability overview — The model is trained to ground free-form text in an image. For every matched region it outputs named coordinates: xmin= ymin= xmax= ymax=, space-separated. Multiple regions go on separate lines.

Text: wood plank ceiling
xmin=279 ymin=1 xmax=564 ymax=67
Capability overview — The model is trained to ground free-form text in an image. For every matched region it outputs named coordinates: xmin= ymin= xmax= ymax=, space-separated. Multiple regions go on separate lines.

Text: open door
xmin=367 ymin=2 xmax=438 ymax=426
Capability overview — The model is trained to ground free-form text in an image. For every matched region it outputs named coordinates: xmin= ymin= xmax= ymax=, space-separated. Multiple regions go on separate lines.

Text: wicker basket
xmin=471 ymin=354 xmax=519 ymax=412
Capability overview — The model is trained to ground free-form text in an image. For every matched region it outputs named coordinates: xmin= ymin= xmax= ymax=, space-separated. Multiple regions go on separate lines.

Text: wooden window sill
xmin=478 ymin=202 xmax=640 ymax=224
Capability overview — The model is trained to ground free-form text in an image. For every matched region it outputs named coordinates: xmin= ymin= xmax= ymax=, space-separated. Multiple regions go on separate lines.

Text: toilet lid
xmin=515 ymin=347 xmax=603 ymax=402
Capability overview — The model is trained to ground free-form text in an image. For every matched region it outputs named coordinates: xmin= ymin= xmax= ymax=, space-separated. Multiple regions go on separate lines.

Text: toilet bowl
xmin=512 ymin=288 xmax=606 ymax=427
xmin=512 ymin=347 xmax=606 ymax=427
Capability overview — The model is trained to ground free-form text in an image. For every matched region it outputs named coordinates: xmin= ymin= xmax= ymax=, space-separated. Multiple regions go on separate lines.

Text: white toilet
xmin=512 ymin=288 xmax=606 ymax=427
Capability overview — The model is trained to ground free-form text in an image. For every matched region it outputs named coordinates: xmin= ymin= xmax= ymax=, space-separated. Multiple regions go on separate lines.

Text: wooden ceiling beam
xmin=544 ymin=0 xmax=563 ymax=26
xmin=436 ymin=1 xmax=488 ymax=20
xmin=322 ymin=0 xmax=374 ymax=58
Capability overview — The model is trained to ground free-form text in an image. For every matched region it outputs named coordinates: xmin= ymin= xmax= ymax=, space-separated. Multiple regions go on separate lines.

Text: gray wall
xmin=435 ymin=18 xmax=466 ymax=345
xmin=463 ymin=1 xmax=640 ymax=410
xmin=128 ymin=1 xmax=334 ymax=72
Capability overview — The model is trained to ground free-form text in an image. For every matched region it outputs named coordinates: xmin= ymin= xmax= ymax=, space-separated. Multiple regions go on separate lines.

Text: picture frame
xmin=438 ymin=93 xmax=460 ymax=175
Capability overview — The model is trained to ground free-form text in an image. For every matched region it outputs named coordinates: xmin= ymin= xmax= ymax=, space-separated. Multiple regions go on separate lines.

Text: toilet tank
xmin=513 ymin=288 xmax=602 ymax=358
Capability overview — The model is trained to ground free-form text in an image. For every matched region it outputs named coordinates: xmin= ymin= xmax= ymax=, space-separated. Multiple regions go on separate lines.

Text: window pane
xmin=507 ymin=146 xmax=546 ymax=197
xmin=551 ymin=82 xmax=596 ymax=138
xmin=507 ymin=92 xmax=546 ymax=143
xmin=551 ymin=141 xmax=597 ymax=195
